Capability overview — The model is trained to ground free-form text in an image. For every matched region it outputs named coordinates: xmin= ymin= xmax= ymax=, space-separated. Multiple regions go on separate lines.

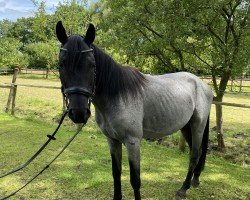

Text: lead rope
xmin=0 ymin=45 xmax=96 ymax=199
xmin=0 ymin=110 xmax=68 ymax=179
xmin=0 ymin=124 xmax=84 ymax=200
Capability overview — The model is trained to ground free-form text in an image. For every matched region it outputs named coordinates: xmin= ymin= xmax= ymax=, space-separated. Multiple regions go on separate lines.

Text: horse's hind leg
xmin=125 ymin=138 xmax=141 ymax=200
xmin=176 ymin=116 xmax=208 ymax=199
xmin=107 ymin=138 xmax=122 ymax=200
xmin=180 ymin=118 xmax=207 ymax=188
xmin=192 ymin=116 xmax=209 ymax=188
xmin=181 ymin=122 xmax=192 ymax=150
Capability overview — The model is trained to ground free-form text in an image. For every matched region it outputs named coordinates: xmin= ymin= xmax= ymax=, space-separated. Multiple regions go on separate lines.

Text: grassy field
xmin=0 ymin=74 xmax=250 ymax=199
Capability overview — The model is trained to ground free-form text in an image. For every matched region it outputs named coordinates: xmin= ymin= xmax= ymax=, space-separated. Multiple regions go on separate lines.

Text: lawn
xmin=0 ymin=114 xmax=249 ymax=200
xmin=0 ymin=74 xmax=250 ymax=199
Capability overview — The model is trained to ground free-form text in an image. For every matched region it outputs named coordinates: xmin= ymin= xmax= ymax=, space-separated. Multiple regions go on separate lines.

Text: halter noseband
xmin=60 ymin=47 xmax=96 ymax=109
xmin=64 ymin=87 xmax=92 ymax=97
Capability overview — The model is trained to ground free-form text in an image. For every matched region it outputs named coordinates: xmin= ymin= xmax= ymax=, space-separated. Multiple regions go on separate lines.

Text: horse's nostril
xmin=68 ymin=108 xmax=90 ymax=124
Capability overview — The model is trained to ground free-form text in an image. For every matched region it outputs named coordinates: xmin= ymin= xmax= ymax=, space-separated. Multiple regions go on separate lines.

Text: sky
xmin=0 ymin=0 xmax=96 ymax=21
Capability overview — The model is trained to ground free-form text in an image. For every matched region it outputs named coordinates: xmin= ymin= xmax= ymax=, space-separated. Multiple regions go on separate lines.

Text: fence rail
xmin=201 ymin=76 xmax=250 ymax=93
xmin=212 ymin=101 xmax=250 ymax=108
xmin=0 ymin=84 xmax=12 ymax=89
xmin=1 ymin=69 xmax=250 ymax=115
xmin=14 ymin=83 xmax=61 ymax=90
xmin=20 ymin=69 xmax=59 ymax=78
xmin=0 ymin=69 xmax=14 ymax=75
xmin=1 ymin=85 xmax=249 ymax=115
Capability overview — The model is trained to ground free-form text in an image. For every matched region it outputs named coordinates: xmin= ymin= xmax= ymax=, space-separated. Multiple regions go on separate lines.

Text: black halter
xmin=64 ymin=87 xmax=93 ymax=97
xmin=60 ymin=47 xmax=96 ymax=109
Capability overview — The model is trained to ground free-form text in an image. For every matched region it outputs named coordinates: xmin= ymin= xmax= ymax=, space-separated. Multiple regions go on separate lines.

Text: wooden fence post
xmin=239 ymin=76 xmax=243 ymax=92
xmin=11 ymin=85 xmax=17 ymax=115
xmin=230 ymin=79 xmax=233 ymax=91
xmin=46 ymin=68 xmax=49 ymax=79
xmin=5 ymin=68 xmax=19 ymax=114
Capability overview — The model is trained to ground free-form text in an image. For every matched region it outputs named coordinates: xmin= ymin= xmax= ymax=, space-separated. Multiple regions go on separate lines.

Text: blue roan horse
xmin=56 ymin=21 xmax=213 ymax=200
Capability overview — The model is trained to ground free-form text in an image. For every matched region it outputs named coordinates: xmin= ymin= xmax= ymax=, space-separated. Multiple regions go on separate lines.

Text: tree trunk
xmin=46 ymin=68 xmax=49 ymax=79
xmin=212 ymin=72 xmax=231 ymax=151
xmin=215 ymin=97 xmax=225 ymax=151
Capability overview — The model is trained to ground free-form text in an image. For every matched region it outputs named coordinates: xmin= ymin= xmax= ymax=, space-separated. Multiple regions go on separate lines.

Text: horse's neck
xmin=93 ymin=46 xmax=122 ymax=97
xmin=91 ymin=46 xmax=116 ymax=112
xmin=92 ymin=45 xmax=146 ymax=111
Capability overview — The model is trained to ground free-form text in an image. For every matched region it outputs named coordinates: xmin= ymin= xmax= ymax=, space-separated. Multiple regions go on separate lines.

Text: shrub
xmin=24 ymin=40 xmax=59 ymax=69
xmin=0 ymin=37 xmax=28 ymax=69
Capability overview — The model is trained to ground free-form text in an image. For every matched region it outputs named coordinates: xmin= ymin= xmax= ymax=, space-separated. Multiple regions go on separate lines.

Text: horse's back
xmin=142 ymin=72 xmax=212 ymax=139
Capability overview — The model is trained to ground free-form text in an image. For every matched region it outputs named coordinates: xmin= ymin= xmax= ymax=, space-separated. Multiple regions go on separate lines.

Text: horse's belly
xmin=142 ymin=80 xmax=195 ymax=139
xmin=142 ymin=109 xmax=192 ymax=139
xmin=143 ymin=128 xmax=172 ymax=139
xmin=143 ymin=110 xmax=193 ymax=138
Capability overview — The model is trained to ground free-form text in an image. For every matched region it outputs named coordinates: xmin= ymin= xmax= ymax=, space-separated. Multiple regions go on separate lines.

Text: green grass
xmin=0 ymin=74 xmax=250 ymax=199
xmin=0 ymin=113 xmax=249 ymax=200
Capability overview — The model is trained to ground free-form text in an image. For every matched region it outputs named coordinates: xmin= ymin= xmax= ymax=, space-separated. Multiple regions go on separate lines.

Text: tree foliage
xmin=95 ymin=0 xmax=249 ymax=76
xmin=0 ymin=0 xmax=249 ymax=150
xmin=0 ymin=37 xmax=28 ymax=68
xmin=24 ymin=41 xmax=58 ymax=69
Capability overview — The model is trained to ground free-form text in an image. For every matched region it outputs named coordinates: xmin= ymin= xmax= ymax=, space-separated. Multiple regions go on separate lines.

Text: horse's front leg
xmin=107 ymin=138 xmax=122 ymax=200
xmin=125 ymin=138 xmax=141 ymax=200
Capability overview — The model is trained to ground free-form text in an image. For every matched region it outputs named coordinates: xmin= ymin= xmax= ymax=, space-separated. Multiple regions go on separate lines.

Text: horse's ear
xmin=56 ymin=21 xmax=68 ymax=44
xmin=84 ymin=23 xmax=95 ymax=45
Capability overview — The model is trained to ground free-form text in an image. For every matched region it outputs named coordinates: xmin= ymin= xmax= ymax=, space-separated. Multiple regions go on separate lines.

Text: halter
xmin=60 ymin=46 xmax=96 ymax=109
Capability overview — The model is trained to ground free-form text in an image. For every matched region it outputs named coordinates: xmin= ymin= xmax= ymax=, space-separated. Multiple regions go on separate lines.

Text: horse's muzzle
xmin=68 ymin=108 xmax=91 ymax=124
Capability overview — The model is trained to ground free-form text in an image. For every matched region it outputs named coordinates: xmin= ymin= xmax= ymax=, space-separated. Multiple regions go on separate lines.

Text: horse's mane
xmin=93 ymin=45 xmax=147 ymax=100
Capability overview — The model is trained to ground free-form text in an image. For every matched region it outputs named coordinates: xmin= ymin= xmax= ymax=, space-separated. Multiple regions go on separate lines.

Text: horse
xmin=55 ymin=21 xmax=213 ymax=200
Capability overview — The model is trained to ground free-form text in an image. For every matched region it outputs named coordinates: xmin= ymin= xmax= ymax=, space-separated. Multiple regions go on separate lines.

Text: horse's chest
xmin=95 ymin=110 xmax=126 ymax=141
xmin=94 ymin=101 xmax=143 ymax=141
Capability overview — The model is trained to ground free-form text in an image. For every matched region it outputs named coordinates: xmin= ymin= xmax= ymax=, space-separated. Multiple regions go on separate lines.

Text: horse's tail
xmin=200 ymin=115 xmax=210 ymax=171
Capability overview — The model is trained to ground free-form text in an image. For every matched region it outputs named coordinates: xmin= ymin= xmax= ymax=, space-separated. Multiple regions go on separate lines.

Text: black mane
xmin=93 ymin=45 xmax=147 ymax=100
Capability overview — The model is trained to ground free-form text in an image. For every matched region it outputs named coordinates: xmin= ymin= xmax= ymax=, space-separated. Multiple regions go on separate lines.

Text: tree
xmin=32 ymin=1 xmax=55 ymax=42
xmin=0 ymin=19 xmax=14 ymax=37
xmin=54 ymin=0 xmax=89 ymax=35
xmin=0 ymin=37 xmax=28 ymax=69
xmin=179 ymin=0 xmax=250 ymax=150
xmin=25 ymin=41 xmax=58 ymax=72
xmin=94 ymin=0 xmax=250 ymax=150
xmin=8 ymin=17 xmax=36 ymax=46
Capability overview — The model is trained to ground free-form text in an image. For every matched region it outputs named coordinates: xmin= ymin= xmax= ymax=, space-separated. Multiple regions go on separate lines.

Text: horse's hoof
xmin=175 ymin=189 xmax=186 ymax=199
xmin=191 ymin=178 xmax=200 ymax=188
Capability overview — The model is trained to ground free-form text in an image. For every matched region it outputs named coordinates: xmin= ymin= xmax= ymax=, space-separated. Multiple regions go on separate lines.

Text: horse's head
xmin=56 ymin=21 xmax=96 ymax=124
